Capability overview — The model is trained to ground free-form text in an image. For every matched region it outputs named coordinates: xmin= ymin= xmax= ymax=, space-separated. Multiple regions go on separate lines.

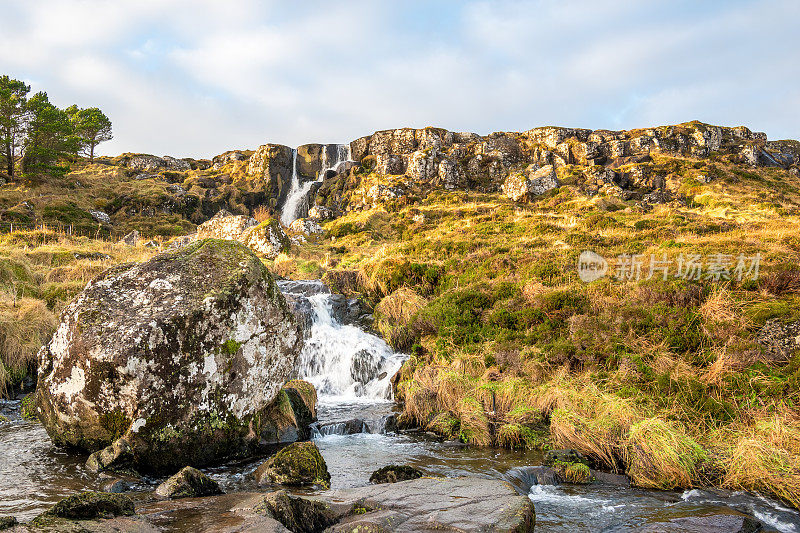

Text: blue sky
xmin=1 ymin=0 xmax=798 ymax=158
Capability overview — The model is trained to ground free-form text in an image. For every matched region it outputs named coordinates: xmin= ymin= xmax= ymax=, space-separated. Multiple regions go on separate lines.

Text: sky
xmin=1 ymin=0 xmax=798 ymax=158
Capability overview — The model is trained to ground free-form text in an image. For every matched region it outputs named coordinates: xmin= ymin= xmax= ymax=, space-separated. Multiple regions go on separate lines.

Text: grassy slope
xmin=274 ymin=155 xmax=800 ymax=507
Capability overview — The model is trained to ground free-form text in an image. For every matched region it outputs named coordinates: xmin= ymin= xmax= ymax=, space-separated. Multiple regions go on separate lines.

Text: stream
xmin=1 ymin=279 xmax=799 ymax=532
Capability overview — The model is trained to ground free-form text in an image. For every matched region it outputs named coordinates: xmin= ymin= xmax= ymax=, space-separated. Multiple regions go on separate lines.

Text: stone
xmin=86 ymin=438 xmax=134 ymax=474
xmin=127 ymin=154 xmax=165 ymax=172
xmin=544 ymin=449 xmax=590 ymax=467
xmin=254 ymin=441 xmax=331 ymax=488
xmin=313 ymin=418 xmax=366 ymax=436
xmin=255 ymin=490 xmax=339 ymax=533
xmin=39 ymin=492 xmax=135 ymax=520
xmin=197 ymin=211 xmax=290 ymax=259
xmin=502 ymin=165 xmax=559 ymax=202
xmin=756 ymin=319 xmax=800 ymax=363
xmin=639 ymin=512 xmax=762 ymax=533
xmin=288 ymin=218 xmax=323 ymax=235
xmin=0 ymin=517 xmax=16 ymax=530
xmin=350 ymin=348 xmax=382 ymax=384
xmin=259 ymin=380 xmax=318 ymax=444
xmin=161 ymin=156 xmax=191 ymax=172
xmin=154 ymin=466 xmax=223 ymax=499
xmin=36 ymin=239 xmax=303 ymax=473
xmin=314 ymin=477 xmax=533 ymax=532
xmin=369 ymin=465 xmax=423 ymax=484
xmin=121 ymin=230 xmax=139 ymax=246
xmin=307 ymin=205 xmax=334 ymax=220
xmin=88 ymin=210 xmax=111 ymax=225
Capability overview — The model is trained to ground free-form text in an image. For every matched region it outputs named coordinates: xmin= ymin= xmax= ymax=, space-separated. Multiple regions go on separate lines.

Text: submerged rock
xmin=36 ymin=239 xmax=303 ymax=473
xmin=639 ymin=512 xmax=763 ymax=533
xmin=369 ymin=465 xmax=423 ymax=484
xmin=154 ymin=466 xmax=223 ymax=499
xmin=255 ymin=490 xmax=338 ymax=533
xmin=254 ymin=441 xmax=331 ymax=488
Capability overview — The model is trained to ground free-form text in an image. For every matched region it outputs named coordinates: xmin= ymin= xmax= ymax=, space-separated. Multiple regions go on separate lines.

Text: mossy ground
xmin=274 ymin=155 xmax=800 ymax=508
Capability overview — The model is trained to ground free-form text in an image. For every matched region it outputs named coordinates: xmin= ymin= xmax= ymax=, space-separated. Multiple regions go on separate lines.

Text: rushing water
xmin=1 ymin=280 xmax=799 ymax=531
xmin=280 ymin=144 xmax=351 ymax=226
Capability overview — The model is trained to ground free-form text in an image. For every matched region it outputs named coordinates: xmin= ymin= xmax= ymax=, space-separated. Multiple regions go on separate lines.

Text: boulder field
xmin=35 ymin=238 xmax=304 ymax=473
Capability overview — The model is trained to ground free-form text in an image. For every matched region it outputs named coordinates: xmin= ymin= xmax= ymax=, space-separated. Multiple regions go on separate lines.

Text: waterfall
xmin=280 ymin=144 xmax=352 ymax=227
xmin=278 ymin=280 xmax=405 ymax=403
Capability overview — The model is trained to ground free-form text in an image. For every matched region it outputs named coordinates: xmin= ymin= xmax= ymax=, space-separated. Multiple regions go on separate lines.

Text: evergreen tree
xmin=70 ymin=106 xmax=112 ymax=162
xmin=0 ymin=76 xmax=30 ymax=178
xmin=21 ymin=92 xmax=77 ymax=177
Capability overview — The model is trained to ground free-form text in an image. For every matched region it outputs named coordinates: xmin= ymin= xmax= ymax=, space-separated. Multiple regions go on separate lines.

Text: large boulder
xmin=197 ymin=211 xmax=290 ymax=259
xmin=502 ymin=165 xmax=559 ymax=202
xmin=36 ymin=239 xmax=303 ymax=473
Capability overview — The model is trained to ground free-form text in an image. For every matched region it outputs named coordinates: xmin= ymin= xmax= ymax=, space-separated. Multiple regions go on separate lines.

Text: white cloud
xmin=0 ymin=0 xmax=797 ymax=157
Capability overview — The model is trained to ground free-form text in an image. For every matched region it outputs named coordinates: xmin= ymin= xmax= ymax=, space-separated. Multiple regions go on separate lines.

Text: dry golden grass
xmin=0 ymin=297 xmax=57 ymax=396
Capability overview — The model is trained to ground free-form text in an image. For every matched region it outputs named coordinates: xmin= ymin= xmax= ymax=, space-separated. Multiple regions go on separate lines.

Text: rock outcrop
xmin=36 ymin=239 xmax=303 ymax=473
xmin=197 ymin=211 xmax=290 ymax=258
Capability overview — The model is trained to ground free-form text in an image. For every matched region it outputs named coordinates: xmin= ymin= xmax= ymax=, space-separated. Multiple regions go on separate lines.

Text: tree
xmin=0 ymin=76 xmax=30 ymax=178
xmin=21 ymin=91 xmax=76 ymax=177
xmin=71 ymin=106 xmax=112 ymax=163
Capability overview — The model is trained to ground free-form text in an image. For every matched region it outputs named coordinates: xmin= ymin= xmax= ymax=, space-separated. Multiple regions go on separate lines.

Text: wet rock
xmin=369 ymin=465 xmax=423 ymax=484
xmin=365 ymin=413 xmax=396 ymax=434
xmin=154 ymin=466 xmax=223 ymax=499
xmin=255 ymin=490 xmax=338 ymax=533
xmin=260 ymin=380 xmax=318 ymax=444
xmin=86 ymin=438 xmax=134 ymax=474
xmin=350 ymin=348 xmax=382 ymax=384
xmin=0 ymin=517 xmax=16 ymax=530
xmin=121 ymin=230 xmax=139 ymax=246
xmin=101 ymin=478 xmax=136 ymax=494
xmin=314 ymin=418 xmax=366 ymax=436
xmin=321 ymin=477 xmax=534 ymax=532
xmin=254 ymin=441 xmax=331 ymax=488
xmin=20 ymin=393 xmax=37 ymax=421
xmin=756 ymin=319 xmax=800 ymax=363
xmin=38 ymin=492 xmax=135 ymax=520
xmin=36 ymin=239 xmax=303 ymax=473
xmin=639 ymin=511 xmax=762 ymax=533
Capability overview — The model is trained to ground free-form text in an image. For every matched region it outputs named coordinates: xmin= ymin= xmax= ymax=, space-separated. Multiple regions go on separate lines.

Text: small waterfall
xmin=278 ymin=280 xmax=405 ymax=403
xmin=280 ymin=144 xmax=352 ymax=226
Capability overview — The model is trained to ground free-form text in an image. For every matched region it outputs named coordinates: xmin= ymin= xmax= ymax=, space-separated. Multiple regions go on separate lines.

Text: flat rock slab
xmin=317 ymin=476 xmax=534 ymax=532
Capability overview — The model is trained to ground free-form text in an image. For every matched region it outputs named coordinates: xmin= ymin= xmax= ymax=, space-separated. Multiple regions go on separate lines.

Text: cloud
xmin=0 ymin=0 xmax=797 ymax=157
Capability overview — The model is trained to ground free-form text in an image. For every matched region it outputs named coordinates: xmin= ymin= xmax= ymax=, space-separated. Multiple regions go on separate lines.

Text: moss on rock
xmin=254 ymin=441 xmax=330 ymax=488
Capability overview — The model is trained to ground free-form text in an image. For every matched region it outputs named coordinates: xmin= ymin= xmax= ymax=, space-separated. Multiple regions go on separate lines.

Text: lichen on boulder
xmin=36 ymin=238 xmax=303 ymax=473
xmin=197 ymin=211 xmax=290 ymax=258
xmin=254 ymin=441 xmax=331 ymax=488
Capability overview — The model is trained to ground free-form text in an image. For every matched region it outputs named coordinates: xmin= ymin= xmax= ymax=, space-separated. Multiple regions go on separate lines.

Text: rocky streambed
xmin=1 ymin=240 xmax=799 ymax=532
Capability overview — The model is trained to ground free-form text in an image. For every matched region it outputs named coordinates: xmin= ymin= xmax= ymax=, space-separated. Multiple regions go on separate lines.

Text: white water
xmin=279 ymin=280 xmax=405 ymax=403
xmin=280 ymin=144 xmax=352 ymax=226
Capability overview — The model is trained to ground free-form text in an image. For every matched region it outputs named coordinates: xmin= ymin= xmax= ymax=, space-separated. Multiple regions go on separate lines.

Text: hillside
xmin=1 ymin=120 xmax=799 ymax=508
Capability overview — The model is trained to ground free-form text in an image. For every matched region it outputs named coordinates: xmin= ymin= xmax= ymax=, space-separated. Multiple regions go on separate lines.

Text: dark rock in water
xmin=0 ymin=516 xmax=17 ymax=530
xmin=314 ymin=418 xmax=365 ymax=436
xmin=639 ymin=511 xmax=763 ymax=533
xmin=254 ymin=441 xmax=331 ymax=488
xmin=590 ymin=469 xmax=631 ymax=487
xmin=370 ymin=465 xmax=423 ymax=484
xmin=254 ymin=490 xmax=338 ymax=533
xmin=38 ymin=491 xmax=135 ymax=520
xmin=154 ymin=466 xmax=223 ymax=499
xmin=36 ymin=239 xmax=303 ymax=474
xmin=544 ymin=449 xmax=589 ymax=467
xmin=350 ymin=348 xmax=382 ymax=384
xmin=329 ymin=294 xmax=372 ymax=328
